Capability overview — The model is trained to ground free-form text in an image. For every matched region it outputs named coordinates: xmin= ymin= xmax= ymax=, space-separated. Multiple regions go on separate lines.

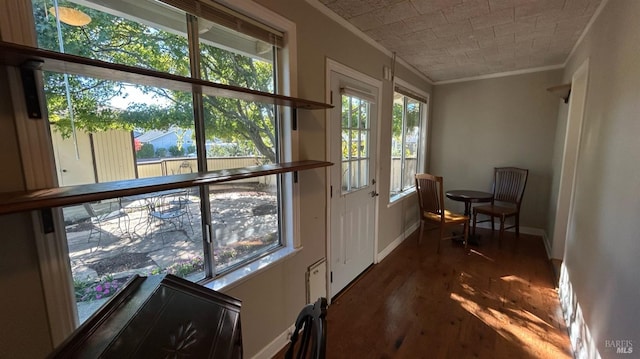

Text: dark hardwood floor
xmin=275 ymin=227 xmax=571 ymax=358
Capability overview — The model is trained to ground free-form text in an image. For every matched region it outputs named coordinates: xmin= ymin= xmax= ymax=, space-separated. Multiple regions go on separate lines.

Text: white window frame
xmin=388 ymin=78 xmax=429 ymax=204
xmin=5 ymin=0 xmax=299 ymax=342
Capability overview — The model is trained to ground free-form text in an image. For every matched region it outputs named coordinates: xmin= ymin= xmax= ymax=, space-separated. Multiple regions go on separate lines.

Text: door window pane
xmin=341 ymin=162 xmax=349 ymax=192
xmin=341 ymin=94 xmax=371 ymax=194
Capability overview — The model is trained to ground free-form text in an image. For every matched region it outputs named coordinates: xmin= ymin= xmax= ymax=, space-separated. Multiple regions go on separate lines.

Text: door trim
xmin=552 ymin=58 xmax=590 ymax=259
xmin=325 ymin=58 xmax=382 ymax=303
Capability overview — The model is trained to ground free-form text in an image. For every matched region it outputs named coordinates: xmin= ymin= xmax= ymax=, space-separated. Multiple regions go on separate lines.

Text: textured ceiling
xmin=317 ymin=0 xmax=602 ymax=82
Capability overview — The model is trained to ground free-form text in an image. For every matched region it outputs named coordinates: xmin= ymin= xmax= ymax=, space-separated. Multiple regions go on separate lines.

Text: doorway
xmin=326 ymin=60 xmax=381 ymax=298
xmin=552 ymin=59 xmax=589 ymax=259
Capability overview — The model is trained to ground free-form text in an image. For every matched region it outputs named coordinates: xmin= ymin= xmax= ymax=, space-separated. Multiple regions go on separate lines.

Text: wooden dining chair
xmin=472 ymin=167 xmax=529 ymax=244
xmin=415 ymin=173 xmax=469 ymax=253
xmin=285 ymin=297 xmax=327 ymax=359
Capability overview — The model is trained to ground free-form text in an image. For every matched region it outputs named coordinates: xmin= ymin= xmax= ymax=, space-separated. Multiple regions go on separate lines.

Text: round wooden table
xmin=445 ymin=190 xmax=493 ymax=217
xmin=445 ymin=190 xmax=493 ymax=245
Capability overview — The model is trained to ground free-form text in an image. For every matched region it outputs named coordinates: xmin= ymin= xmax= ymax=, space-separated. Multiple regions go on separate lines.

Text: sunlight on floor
xmin=450 ymin=274 xmax=571 ymax=359
xmin=468 ymin=248 xmax=495 ymax=262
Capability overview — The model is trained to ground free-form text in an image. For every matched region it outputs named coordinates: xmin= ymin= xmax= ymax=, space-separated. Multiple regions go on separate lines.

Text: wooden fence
xmin=137 ymin=157 xmax=270 ymax=184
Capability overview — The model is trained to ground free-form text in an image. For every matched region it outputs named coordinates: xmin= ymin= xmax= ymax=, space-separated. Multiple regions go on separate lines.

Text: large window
xmin=31 ymin=0 xmax=291 ymax=323
xmin=389 ymin=85 xmax=427 ymax=202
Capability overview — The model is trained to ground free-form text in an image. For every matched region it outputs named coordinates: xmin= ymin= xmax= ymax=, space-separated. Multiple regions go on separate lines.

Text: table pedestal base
xmin=452 ymin=232 xmax=482 ymax=246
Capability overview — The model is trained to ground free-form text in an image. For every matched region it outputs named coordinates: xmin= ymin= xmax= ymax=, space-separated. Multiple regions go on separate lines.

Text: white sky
xmin=109 ymin=84 xmax=169 ymax=109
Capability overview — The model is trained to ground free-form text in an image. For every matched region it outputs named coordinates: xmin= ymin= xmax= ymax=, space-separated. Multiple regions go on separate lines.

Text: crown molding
xmin=563 ymin=0 xmax=609 ymax=68
xmin=433 ymin=64 xmax=564 ymax=85
xmin=305 ymin=0 xmax=433 ymax=85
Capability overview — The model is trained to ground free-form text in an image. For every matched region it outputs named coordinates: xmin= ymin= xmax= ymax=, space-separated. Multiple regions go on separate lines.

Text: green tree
xmin=35 ymin=2 xmax=276 ymax=162
xmin=391 ymin=96 xmax=421 ymax=157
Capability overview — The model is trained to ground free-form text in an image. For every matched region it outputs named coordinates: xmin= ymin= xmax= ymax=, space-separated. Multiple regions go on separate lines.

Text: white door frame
xmin=325 ymin=59 xmax=382 ymax=303
xmin=552 ymin=59 xmax=590 ymax=259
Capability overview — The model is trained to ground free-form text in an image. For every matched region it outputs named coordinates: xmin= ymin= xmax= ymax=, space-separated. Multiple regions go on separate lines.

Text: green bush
xmin=136 ymin=143 xmax=155 ymax=158
xmin=168 ymin=145 xmax=184 ymax=157
xmin=151 ymin=256 xmax=204 ymax=278
xmin=155 ymin=147 xmax=168 ymax=157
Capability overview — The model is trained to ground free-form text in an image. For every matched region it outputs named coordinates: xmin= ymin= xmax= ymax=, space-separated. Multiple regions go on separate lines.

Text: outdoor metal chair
xmin=83 ymin=200 xmax=130 ymax=248
xmin=147 ymin=191 xmax=194 ymax=243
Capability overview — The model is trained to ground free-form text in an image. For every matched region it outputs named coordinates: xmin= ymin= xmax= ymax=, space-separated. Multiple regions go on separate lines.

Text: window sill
xmin=203 ymin=246 xmax=302 ymax=292
xmin=388 ymin=189 xmax=417 ymax=207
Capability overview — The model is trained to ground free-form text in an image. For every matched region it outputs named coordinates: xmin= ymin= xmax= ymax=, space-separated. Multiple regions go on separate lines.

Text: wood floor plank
xmin=274 ymin=228 xmax=571 ymax=358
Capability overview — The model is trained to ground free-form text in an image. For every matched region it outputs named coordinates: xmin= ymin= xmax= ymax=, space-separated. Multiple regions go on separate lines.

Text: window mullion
xmin=186 ymin=14 xmax=214 ymax=279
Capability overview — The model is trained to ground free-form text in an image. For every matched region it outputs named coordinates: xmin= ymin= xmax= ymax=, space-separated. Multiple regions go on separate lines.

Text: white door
xmin=329 ymin=68 xmax=379 ymax=298
xmin=50 ymin=129 xmax=96 ymax=186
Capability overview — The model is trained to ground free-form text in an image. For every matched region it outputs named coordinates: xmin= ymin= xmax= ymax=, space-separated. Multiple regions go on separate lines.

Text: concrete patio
xmin=64 ymin=183 xmax=279 ymax=321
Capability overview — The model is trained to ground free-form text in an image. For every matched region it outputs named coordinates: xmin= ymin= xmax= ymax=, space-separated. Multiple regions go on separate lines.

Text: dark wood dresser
xmin=48 ymin=274 xmax=242 ymax=358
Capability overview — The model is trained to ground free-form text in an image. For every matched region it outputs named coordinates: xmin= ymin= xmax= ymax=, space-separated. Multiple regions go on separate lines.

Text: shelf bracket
xmin=293 ymin=171 xmax=298 ymax=183
xmin=40 ymin=208 xmax=55 ymax=233
xmin=292 ymin=108 xmax=298 ymax=131
xmin=547 ymin=83 xmax=572 ymax=104
xmin=20 ymin=60 xmax=44 ymax=119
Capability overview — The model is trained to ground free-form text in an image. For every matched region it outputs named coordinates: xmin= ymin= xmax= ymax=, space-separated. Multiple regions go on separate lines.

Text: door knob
xmin=370 ymin=191 xmax=379 ymax=197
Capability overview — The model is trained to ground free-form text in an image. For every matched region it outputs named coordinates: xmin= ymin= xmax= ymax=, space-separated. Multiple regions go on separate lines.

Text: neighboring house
xmin=135 ymin=127 xmax=194 ymax=156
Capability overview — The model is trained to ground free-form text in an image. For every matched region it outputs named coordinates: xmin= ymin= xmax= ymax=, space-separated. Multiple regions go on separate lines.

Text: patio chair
xmin=83 ymin=200 xmax=130 ymax=248
xmin=170 ymin=187 xmax=198 ymax=226
xmin=171 ymin=163 xmax=197 ymax=225
xmin=147 ymin=191 xmax=194 ymax=243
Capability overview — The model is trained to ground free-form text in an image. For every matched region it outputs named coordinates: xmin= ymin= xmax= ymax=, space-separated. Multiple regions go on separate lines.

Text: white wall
xmin=553 ymin=1 xmax=640 ymax=357
xmin=431 ymin=70 xmax=562 ymax=231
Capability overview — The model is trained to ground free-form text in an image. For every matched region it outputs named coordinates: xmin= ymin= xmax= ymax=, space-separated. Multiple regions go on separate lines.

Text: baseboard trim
xmin=541 ymin=231 xmax=553 ymax=260
xmin=250 ymin=324 xmax=295 ymax=359
xmin=376 ymin=221 xmax=419 ymax=263
xmin=475 ymin=222 xmax=552 ymax=256
xmin=473 ymin=222 xmax=544 ymax=235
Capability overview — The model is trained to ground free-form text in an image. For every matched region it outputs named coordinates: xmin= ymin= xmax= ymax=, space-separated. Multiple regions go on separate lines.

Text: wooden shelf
xmin=0 ymin=42 xmax=334 ymax=215
xmin=0 ymin=160 xmax=332 ymax=215
xmin=547 ymin=83 xmax=571 ymax=103
xmin=0 ymin=41 xmax=333 ymax=110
